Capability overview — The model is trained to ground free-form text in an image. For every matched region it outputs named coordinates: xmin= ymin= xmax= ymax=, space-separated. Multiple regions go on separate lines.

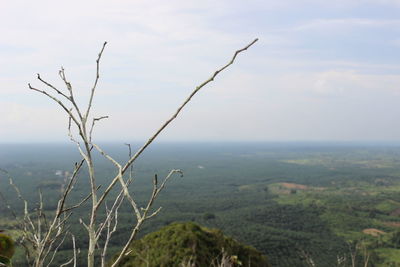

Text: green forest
xmin=1 ymin=142 xmax=400 ymax=266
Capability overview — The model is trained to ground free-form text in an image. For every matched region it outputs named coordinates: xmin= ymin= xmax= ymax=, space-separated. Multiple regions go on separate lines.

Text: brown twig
xmin=97 ymin=38 xmax=259 ymax=211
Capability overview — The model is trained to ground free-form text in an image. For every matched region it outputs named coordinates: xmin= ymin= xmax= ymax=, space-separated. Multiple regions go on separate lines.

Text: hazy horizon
xmin=1 ymin=1 xmax=400 ymax=143
xmin=2 ymin=140 xmax=400 ymax=147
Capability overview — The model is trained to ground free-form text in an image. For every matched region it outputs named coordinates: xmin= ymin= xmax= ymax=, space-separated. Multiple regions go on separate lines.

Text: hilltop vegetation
xmin=112 ymin=222 xmax=270 ymax=266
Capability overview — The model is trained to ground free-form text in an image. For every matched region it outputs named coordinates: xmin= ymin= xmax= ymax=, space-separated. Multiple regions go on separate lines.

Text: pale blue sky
xmin=1 ymin=0 xmax=400 ymax=142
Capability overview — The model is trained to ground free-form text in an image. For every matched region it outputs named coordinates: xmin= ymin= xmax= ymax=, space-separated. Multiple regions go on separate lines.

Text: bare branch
xmin=37 ymin=189 xmax=44 ymax=242
xmin=9 ymin=178 xmax=37 ymax=236
xmin=89 ymin=116 xmax=109 ymax=142
xmin=59 ymin=234 xmax=78 ymax=267
xmin=93 ymin=143 xmax=142 ymax=220
xmin=79 ymin=218 xmax=89 ymax=231
xmin=97 ymin=38 xmax=258 ymax=210
xmin=62 ymin=185 xmax=100 ymax=213
xmin=96 ymin=178 xmax=132 ymax=240
xmin=57 ymin=159 xmax=85 ymax=217
xmin=26 ymin=38 xmax=257 ymax=267
xmin=46 ymin=231 xmax=69 ymax=267
xmin=111 ymin=169 xmax=182 ymax=267
xmin=58 ymin=67 xmax=72 ymax=92
xmin=0 ymin=169 xmax=18 ymax=219
xmin=145 ymin=206 xmax=162 ymax=220
xmin=85 ymin=41 xmax=107 ymax=121
xmin=37 ymin=73 xmax=70 ymax=100
xmin=29 ymin=83 xmax=81 ymax=129
xmin=100 ymin=196 xmax=124 ymax=267
xmin=123 ymin=38 xmax=258 ymax=173
xmin=59 ymin=67 xmax=85 ymax=121
xmin=124 ymin=143 xmax=133 ymax=181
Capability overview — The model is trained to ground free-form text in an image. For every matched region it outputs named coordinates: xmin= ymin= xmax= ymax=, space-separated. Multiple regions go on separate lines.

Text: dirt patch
xmin=390 ymin=208 xmax=400 ymax=216
xmin=384 ymin=222 xmax=400 ymax=228
xmin=362 ymin=228 xmax=386 ymax=237
xmin=280 ymin=183 xmax=308 ymax=190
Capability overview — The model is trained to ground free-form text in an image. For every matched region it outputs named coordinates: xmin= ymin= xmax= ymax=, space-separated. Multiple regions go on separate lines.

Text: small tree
xmin=2 ymin=38 xmax=258 ymax=266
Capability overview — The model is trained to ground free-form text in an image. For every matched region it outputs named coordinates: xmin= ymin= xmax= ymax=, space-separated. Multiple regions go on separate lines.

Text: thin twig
xmin=57 ymin=159 xmax=85 ymax=217
xmin=27 ymin=38 xmax=258 ymax=267
xmin=111 ymin=169 xmax=182 ymax=267
xmin=85 ymin=41 xmax=107 ymax=121
xmin=59 ymin=67 xmax=84 ymax=121
xmin=37 ymin=73 xmax=70 ymax=101
xmin=29 ymin=83 xmax=81 ymax=129
xmin=124 ymin=143 xmax=133 ymax=181
xmin=90 ymin=116 xmax=109 ymax=142
xmin=97 ymin=38 xmax=258 ymax=211
xmin=0 ymin=169 xmax=18 ymax=219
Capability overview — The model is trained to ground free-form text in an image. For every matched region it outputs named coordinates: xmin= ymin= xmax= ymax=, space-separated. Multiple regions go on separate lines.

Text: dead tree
xmin=6 ymin=38 xmax=258 ymax=267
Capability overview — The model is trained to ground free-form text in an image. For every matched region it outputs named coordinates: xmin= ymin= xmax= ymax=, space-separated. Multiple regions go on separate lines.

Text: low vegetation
xmin=0 ymin=232 xmax=15 ymax=266
xmin=1 ymin=143 xmax=400 ymax=266
xmin=112 ymin=222 xmax=270 ymax=266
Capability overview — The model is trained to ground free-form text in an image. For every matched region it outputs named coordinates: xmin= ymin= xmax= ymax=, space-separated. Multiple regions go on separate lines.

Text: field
xmin=1 ymin=142 xmax=400 ymax=266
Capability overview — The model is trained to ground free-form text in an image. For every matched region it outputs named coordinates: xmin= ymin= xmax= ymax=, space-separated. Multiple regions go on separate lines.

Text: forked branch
xmin=25 ymin=38 xmax=258 ymax=267
xmin=96 ymin=38 xmax=259 ymax=211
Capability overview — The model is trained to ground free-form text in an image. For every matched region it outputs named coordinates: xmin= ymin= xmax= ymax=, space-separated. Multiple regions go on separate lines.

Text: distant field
xmin=1 ymin=142 xmax=400 ymax=266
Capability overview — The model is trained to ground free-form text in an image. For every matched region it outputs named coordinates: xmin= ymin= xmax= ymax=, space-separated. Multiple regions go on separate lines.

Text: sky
xmin=1 ymin=0 xmax=400 ymax=143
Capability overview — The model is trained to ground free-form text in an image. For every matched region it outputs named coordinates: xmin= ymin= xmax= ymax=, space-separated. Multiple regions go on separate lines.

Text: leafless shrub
xmin=1 ymin=38 xmax=258 ymax=267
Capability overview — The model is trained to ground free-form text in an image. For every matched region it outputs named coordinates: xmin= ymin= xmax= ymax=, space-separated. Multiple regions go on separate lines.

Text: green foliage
xmin=203 ymin=213 xmax=216 ymax=220
xmin=389 ymin=231 xmax=400 ymax=249
xmin=3 ymin=144 xmax=400 ymax=265
xmin=112 ymin=222 xmax=270 ymax=267
xmin=234 ymin=204 xmax=349 ymax=267
xmin=0 ymin=233 xmax=15 ymax=266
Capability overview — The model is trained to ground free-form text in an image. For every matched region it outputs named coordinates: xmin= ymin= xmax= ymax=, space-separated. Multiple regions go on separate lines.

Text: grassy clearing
xmin=375 ymin=248 xmax=400 ymax=266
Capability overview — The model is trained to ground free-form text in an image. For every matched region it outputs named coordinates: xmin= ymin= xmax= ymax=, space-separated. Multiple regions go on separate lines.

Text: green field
xmin=1 ymin=143 xmax=400 ymax=266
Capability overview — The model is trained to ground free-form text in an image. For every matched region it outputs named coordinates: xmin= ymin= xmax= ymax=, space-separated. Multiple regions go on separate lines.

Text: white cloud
xmin=290 ymin=18 xmax=400 ymax=32
xmin=1 ymin=0 xmax=400 ymax=142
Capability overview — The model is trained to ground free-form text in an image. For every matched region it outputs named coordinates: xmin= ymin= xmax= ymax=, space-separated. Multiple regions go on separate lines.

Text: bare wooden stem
xmin=96 ymin=38 xmax=259 ymax=211
xmin=26 ymin=38 xmax=258 ymax=267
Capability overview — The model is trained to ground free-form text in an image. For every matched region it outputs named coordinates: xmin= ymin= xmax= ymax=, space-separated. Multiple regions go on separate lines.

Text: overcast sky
xmin=1 ymin=0 xmax=400 ymax=143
